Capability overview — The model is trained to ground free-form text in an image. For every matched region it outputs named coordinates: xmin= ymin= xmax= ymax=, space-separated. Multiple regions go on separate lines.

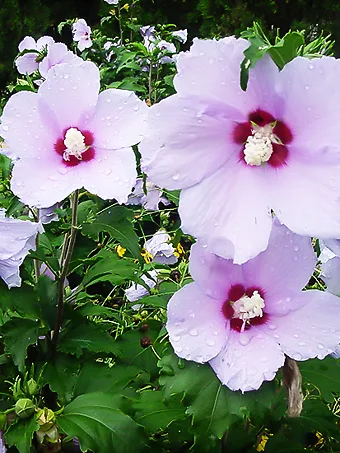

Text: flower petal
xmin=86 ymin=89 xmax=148 ymax=150
xmin=189 ymin=242 xmax=244 ymax=299
xmin=179 ymin=160 xmax=273 ymax=264
xmin=272 ymin=159 xmax=340 ymax=238
xmin=243 ymin=219 xmax=316 ymax=296
xmin=277 ymin=56 xmax=340 ymax=158
xmin=15 ymin=53 xmax=39 ymax=75
xmin=140 ymin=95 xmax=238 ymax=190
xmin=321 ymin=256 xmax=340 ymax=296
xmin=38 ymin=61 xmax=99 ymax=132
xmin=77 ymin=147 xmax=137 ymax=204
xmin=1 ymin=92 xmax=56 ymax=159
xmin=166 ymin=283 xmax=227 ymax=363
xmin=209 ymin=329 xmax=284 ymax=392
xmin=10 ymin=156 xmax=80 ymax=207
xmin=269 ymin=290 xmax=340 ymax=360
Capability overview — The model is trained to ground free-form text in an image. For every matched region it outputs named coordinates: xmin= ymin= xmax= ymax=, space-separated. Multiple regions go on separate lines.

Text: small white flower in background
xmin=72 ymin=19 xmax=92 ymax=51
xmin=125 ymin=269 xmax=159 ymax=305
xmin=144 ymin=230 xmax=177 ymax=265
xmin=172 ymin=29 xmax=188 ymax=43
xmin=0 ymin=210 xmax=43 ymax=288
xmin=103 ymin=39 xmax=121 ymax=62
xmin=126 ymin=177 xmax=169 ymax=211
xmin=104 ymin=0 xmax=119 ymax=4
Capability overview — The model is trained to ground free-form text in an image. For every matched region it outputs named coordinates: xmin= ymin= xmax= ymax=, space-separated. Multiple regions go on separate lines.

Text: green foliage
xmin=57 ymin=392 xmax=146 ymax=453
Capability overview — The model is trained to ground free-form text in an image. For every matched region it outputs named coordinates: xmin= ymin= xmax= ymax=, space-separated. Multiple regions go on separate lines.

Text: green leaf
xmin=299 ymin=356 xmax=340 ymax=401
xmin=159 ymin=350 xmax=283 ymax=440
xmin=82 ymin=206 xmax=141 ymax=258
xmin=115 ymin=320 xmax=163 ymax=376
xmin=0 ymin=281 xmax=40 ymax=319
xmin=57 ymin=392 xmax=145 ymax=453
xmin=82 ymin=254 xmax=138 ymax=288
xmin=58 ymin=321 xmax=121 ymax=357
xmin=36 ymin=275 xmax=58 ymax=328
xmin=133 ymin=390 xmax=186 ymax=433
xmin=2 ymin=318 xmax=40 ymax=371
xmin=5 ymin=416 xmax=39 ymax=453
xmin=74 ymin=362 xmax=139 ymax=396
xmin=268 ymin=32 xmax=304 ymax=69
xmin=42 ymin=354 xmax=81 ymax=404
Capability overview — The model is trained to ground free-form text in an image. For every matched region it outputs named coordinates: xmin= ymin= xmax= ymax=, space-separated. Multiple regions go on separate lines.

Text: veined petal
xmin=166 ymin=283 xmax=227 ymax=363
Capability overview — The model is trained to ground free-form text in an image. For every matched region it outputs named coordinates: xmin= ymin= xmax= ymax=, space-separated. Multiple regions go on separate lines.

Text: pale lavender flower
xmin=167 ymin=220 xmax=340 ymax=392
xmin=105 ymin=0 xmax=119 ymax=3
xmin=72 ymin=19 xmax=92 ymax=52
xmin=126 ymin=177 xmax=169 ymax=210
xmin=319 ymin=239 xmax=340 ymax=296
xmin=0 ymin=61 xmax=148 ymax=208
xmin=125 ymin=269 xmax=158 ymax=302
xmin=15 ymin=36 xmax=54 ymax=75
xmin=144 ymin=230 xmax=177 ymax=265
xmin=140 ymin=37 xmax=340 ymax=264
xmin=0 ymin=210 xmax=43 ymax=288
xmin=172 ymin=29 xmax=188 ymax=43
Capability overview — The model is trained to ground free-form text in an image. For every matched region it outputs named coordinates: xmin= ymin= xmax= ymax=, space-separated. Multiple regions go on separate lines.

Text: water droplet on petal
xmin=318 ymin=343 xmax=324 ymax=349
xmin=172 ymin=335 xmax=181 ymax=342
xmin=189 ymin=328 xmax=198 ymax=336
xmin=293 ymin=245 xmax=299 ymax=252
xmin=206 ymin=339 xmax=215 ymax=346
xmin=172 ymin=174 xmax=179 ymax=181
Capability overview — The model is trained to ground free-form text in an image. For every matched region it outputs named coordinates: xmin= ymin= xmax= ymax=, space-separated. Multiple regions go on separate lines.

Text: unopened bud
xmin=15 ymin=398 xmax=35 ymax=418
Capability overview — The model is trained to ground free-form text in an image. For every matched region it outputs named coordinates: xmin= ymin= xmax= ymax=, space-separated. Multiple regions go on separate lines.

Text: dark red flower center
xmin=222 ymin=283 xmax=268 ymax=332
xmin=54 ymin=127 xmax=95 ymax=167
xmin=233 ymin=109 xmax=293 ymax=168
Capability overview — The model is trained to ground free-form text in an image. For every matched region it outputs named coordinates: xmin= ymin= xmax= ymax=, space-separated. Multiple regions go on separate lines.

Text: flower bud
xmin=25 ymin=378 xmax=38 ymax=396
xmin=15 ymin=398 xmax=35 ymax=418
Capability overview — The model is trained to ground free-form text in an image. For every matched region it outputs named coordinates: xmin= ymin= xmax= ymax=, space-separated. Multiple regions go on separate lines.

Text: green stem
xmin=52 ymin=190 xmax=79 ymax=348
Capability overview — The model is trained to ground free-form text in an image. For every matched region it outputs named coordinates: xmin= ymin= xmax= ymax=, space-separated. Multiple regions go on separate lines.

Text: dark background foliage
xmin=1 ymin=0 xmax=340 ymax=92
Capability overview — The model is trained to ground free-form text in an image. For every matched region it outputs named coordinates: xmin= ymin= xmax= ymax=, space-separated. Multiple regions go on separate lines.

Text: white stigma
xmin=243 ymin=124 xmax=274 ymax=166
xmin=63 ymin=128 xmax=87 ymax=161
xmin=233 ymin=290 xmax=265 ymax=331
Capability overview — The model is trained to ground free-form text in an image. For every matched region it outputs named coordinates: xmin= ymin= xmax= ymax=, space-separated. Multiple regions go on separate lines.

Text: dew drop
xmin=293 ymin=245 xmax=299 ymax=252
xmin=206 ymin=339 xmax=215 ymax=346
xmin=318 ymin=343 xmax=324 ymax=349
xmin=2 ymin=125 xmax=8 ymax=131
xmin=305 ymin=85 xmax=310 ymax=90
xmin=308 ymin=63 xmax=314 ymax=70
xmin=286 ymin=297 xmax=291 ymax=302
xmin=172 ymin=335 xmax=181 ymax=342
xmin=172 ymin=174 xmax=179 ymax=181
xmin=189 ymin=328 xmax=198 ymax=336
xmin=298 ymin=341 xmax=306 ymax=347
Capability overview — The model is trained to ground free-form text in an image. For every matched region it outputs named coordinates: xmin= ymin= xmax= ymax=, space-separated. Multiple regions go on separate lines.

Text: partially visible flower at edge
xmin=105 ymin=0 xmax=119 ymax=4
xmin=0 ymin=210 xmax=43 ymax=288
xmin=166 ymin=219 xmax=340 ymax=392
